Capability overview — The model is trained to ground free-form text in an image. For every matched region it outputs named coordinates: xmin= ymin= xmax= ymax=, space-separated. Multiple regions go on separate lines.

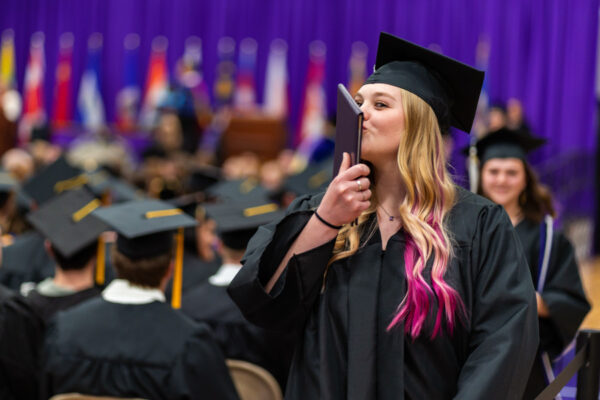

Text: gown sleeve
xmin=455 ymin=204 xmax=539 ymax=400
xmin=228 ymin=193 xmax=336 ymax=331
xmin=539 ymin=231 xmax=590 ymax=357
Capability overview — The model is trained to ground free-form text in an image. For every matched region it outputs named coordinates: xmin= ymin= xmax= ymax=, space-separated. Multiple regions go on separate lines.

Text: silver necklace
xmin=378 ymin=204 xmax=400 ymax=221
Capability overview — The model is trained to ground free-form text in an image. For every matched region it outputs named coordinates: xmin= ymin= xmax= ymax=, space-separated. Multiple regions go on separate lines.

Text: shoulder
xmin=447 ymin=186 xmax=512 ymax=245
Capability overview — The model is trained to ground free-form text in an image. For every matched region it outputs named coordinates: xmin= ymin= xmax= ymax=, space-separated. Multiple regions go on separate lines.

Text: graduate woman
xmin=475 ymin=127 xmax=590 ymax=399
xmin=229 ymin=32 xmax=539 ymax=399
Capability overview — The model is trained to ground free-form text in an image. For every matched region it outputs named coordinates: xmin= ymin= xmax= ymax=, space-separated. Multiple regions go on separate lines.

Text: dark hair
xmin=111 ymin=247 xmax=172 ymax=288
xmin=478 ymin=160 xmax=556 ymax=224
xmin=51 ymin=242 xmax=98 ymax=271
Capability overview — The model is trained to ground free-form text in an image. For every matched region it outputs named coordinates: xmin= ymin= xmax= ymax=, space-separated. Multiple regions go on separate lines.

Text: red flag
xmin=234 ymin=38 xmax=257 ymax=112
xmin=139 ymin=36 xmax=169 ymax=129
xmin=52 ymin=32 xmax=74 ymax=129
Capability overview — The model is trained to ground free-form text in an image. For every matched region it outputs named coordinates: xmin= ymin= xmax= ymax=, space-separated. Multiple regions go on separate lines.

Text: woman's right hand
xmin=317 ymin=152 xmax=371 ymax=227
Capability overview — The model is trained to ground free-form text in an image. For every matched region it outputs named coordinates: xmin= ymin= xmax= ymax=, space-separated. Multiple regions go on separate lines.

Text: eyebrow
xmin=355 ymin=92 xmax=396 ymax=100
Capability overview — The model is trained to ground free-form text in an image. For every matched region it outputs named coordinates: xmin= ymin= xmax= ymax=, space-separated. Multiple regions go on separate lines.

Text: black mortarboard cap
xmin=85 ymin=169 xmax=145 ymax=203
xmin=202 ymin=199 xmax=284 ymax=250
xmin=468 ymin=127 xmax=546 ymax=166
xmin=364 ymin=32 xmax=484 ymax=133
xmin=283 ymin=158 xmax=333 ymax=196
xmin=26 ymin=187 xmax=109 ymax=258
xmin=206 ymin=178 xmax=269 ymax=202
xmin=92 ymin=199 xmax=197 ymax=260
xmin=21 ymin=156 xmax=85 ymax=206
xmin=186 ymin=166 xmax=222 ymax=193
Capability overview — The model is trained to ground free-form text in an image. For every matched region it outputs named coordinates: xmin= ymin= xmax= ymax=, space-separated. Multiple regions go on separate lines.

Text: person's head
xmin=473 ymin=127 xmax=553 ymax=223
xmin=479 ymin=157 xmax=555 ymax=223
xmin=332 ymin=33 xmax=484 ymax=339
xmin=111 ymin=246 xmax=173 ymax=288
xmin=47 ymin=240 xmax=97 ymax=271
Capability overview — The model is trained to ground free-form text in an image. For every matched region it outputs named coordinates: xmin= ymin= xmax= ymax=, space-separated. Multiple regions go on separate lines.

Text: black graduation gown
xmin=164 ymin=249 xmax=222 ymax=301
xmin=0 ymin=231 xmax=54 ymax=290
xmin=41 ymin=298 xmax=240 ymax=400
xmin=0 ymin=284 xmax=44 ymax=400
xmin=25 ymin=286 xmax=101 ymax=323
xmin=181 ymin=280 xmax=296 ymax=389
xmin=228 ymin=187 xmax=539 ymax=400
xmin=515 ymin=219 xmax=590 ymax=399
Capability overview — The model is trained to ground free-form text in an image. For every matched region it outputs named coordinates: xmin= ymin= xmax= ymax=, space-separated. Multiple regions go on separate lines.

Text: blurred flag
xmin=176 ymin=36 xmax=210 ymax=108
xmin=52 ymin=32 xmax=74 ymax=129
xmin=262 ymin=39 xmax=289 ymax=118
xmin=1 ymin=29 xmax=21 ymax=123
xmin=77 ymin=33 xmax=105 ymax=132
xmin=1 ymin=29 xmax=17 ymax=89
xmin=213 ymin=37 xmax=236 ymax=109
xmin=116 ymin=33 xmax=141 ymax=132
xmin=19 ymin=31 xmax=46 ymax=143
xmin=347 ymin=41 xmax=368 ymax=97
xmin=295 ymin=40 xmax=327 ymax=155
xmin=139 ymin=36 xmax=169 ymax=129
xmin=468 ymin=34 xmax=491 ymax=192
xmin=234 ymin=37 xmax=257 ymax=112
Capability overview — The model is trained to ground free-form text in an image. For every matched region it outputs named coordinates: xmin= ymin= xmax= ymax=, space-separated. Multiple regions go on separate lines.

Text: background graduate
xmin=475 ymin=127 xmax=590 ymax=399
xmin=228 ymin=32 xmax=539 ymax=399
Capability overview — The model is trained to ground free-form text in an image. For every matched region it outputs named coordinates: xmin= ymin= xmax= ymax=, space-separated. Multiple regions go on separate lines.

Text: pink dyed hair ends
xmin=387 ymin=229 xmax=465 ymax=339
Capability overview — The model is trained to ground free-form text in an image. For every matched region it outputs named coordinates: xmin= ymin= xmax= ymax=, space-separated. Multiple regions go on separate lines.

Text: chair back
xmin=49 ymin=394 xmax=147 ymax=400
xmin=226 ymin=359 xmax=283 ymax=400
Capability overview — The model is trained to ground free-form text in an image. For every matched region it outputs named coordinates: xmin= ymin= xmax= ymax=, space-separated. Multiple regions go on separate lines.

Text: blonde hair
xmin=327 ymin=88 xmax=461 ymax=338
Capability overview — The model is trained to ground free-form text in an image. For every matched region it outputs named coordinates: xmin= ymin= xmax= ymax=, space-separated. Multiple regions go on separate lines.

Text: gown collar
xmin=102 ymin=279 xmax=166 ymax=304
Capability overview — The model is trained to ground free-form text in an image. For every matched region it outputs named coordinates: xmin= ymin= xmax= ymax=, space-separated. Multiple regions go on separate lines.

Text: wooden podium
xmin=221 ymin=114 xmax=287 ymax=162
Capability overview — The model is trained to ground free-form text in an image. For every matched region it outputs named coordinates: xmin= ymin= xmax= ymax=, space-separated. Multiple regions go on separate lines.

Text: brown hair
xmin=111 ymin=247 xmax=172 ymax=288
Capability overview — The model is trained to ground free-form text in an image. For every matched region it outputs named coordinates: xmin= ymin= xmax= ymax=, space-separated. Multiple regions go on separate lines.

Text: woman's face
xmin=354 ymin=83 xmax=405 ymax=163
xmin=480 ymin=158 xmax=527 ymax=208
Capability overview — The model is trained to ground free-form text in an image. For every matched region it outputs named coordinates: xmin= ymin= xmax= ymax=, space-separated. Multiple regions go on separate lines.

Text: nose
xmin=361 ymin=104 xmax=370 ymax=120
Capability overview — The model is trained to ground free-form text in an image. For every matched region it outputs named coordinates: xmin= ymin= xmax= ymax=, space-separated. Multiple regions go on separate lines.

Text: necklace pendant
xmin=389 ymin=216 xmax=394 ymax=221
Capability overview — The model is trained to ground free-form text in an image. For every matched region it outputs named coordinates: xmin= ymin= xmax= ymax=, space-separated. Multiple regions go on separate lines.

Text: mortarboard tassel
xmin=171 ymin=227 xmax=184 ymax=309
xmin=95 ymin=235 xmax=105 ymax=285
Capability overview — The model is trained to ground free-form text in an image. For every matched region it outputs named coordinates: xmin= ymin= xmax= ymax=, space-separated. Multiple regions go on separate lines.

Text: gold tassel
xmin=171 ymin=227 xmax=184 ymax=309
xmin=96 ymin=235 xmax=105 ymax=286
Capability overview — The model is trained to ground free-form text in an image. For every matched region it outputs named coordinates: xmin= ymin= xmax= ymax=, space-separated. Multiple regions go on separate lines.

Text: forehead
xmin=356 ymin=83 xmax=403 ymax=99
xmin=482 ymin=157 xmax=525 ymax=171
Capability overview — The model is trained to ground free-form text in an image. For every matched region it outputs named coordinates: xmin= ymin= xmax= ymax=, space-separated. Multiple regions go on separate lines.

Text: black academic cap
xmin=21 ymin=156 xmax=85 ymax=206
xmin=0 ymin=170 xmax=18 ymax=193
xmin=92 ymin=199 xmax=197 ymax=260
xmin=85 ymin=169 xmax=145 ymax=203
xmin=26 ymin=187 xmax=109 ymax=258
xmin=202 ymin=199 xmax=284 ymax=250
xmin=364 ymin=32 xmax=484 ymax=133
xmin=466 ymin=127 xmax=546 ymax=166
xmin=283 ymin=158 xmax=333 ymax=196
xmin=185 ymin=166 xmax=222 ymax=193
xmin=206 ymin=178 xmax=270 ymax=202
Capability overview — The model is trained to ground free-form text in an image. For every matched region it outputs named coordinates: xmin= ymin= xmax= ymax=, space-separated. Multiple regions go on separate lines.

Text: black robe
xmin=181 ymin=280 xmax=296 ymax=389
xmin=25 ymin=286 xmax=101 ymax=323
xmin=515 ymin=219 xmax=590 ymax=399
xmin=0 ymin=231 xmax=54 ymax=291
xmin=0 ymin=284 xmax=44 ymax=400
xmin=41 ymin=298 xmax=240 ymax=400
xmin=228 ymin=187 xmax=539 ymax=400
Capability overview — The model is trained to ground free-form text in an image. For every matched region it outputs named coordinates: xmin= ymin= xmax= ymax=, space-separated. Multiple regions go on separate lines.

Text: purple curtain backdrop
xmin=1 ymin=0 xmax=598 ymax=218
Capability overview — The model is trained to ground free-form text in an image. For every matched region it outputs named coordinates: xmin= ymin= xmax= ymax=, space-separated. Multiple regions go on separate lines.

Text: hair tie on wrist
xmin=314 ymin=210 xmax=343 ymax=230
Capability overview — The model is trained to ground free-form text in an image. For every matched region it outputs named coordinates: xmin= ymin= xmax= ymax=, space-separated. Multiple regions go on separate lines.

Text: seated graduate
xmin=181 ymin=198 xmax=295 ymax=389
xmin=40 ymin=199 xmax=239 ymax=400
xmin=24 ymin=187 xmax=108 ymax=322
xmin=0 ymin=156 xmax=84 ymax=291
xmin=0 ymin=283 xmax=44 ymax=400
xmin=227 ymin=32 xmax=539 ymax=399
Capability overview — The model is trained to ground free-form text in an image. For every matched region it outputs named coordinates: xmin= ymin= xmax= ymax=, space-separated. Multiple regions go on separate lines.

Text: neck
xmin=373 ymin=160 xmax=406 ymax=214
xmin=504 ymin=201 xmax=523 ymax=226
xmin=53 ymin=262 xmax=95 ymax=292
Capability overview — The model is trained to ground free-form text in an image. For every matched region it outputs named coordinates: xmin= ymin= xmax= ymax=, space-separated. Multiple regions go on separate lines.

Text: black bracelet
xmin=314 ymin=210 xmax=343 ymax=230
